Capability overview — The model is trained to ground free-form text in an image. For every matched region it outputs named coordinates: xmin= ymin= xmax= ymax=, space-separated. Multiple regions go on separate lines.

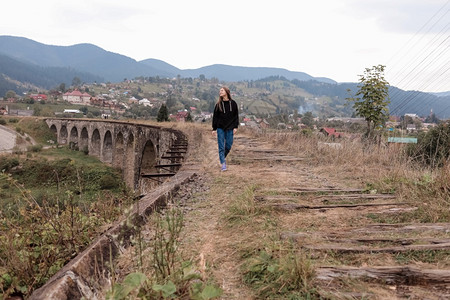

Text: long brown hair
xmin=216 ymin=86 xmax=232 ymax=112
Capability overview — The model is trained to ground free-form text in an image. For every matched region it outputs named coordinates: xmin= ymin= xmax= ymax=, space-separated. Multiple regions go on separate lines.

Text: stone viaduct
xmin=46 ymin=118 xmax=187 ymax=191
xmin=30 ymin=119 xmax=194 ymax=299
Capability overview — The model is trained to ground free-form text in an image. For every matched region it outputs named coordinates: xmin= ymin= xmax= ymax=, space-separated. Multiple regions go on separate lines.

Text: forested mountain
xmin=0 ymin=36 xmax=168 ymax=83
xmin=0 ymin=36 xmax=335 ymax=85
xmin=0 ymin=54 xmax=103 ymax=96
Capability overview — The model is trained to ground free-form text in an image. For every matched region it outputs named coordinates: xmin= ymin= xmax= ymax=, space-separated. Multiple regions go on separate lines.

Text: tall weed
xmin=107 ymin=207 xmax=222 ymax=299
xmin=0 ymin=173 xmax=134 ymax=298
xmin=243 ymin=243 xmax=318 ymax=299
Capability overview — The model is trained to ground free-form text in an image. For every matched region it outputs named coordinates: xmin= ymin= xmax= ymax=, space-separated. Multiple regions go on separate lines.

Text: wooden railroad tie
xmin=141 ymin=173 xmax=176 ymax=178
xmin=303 ymin=241 xmax=450 ymax=253
xmin=269 ymin=202 xmax=410 ymax=210
xmin=316 ymin=265 xmax=450 ymax=285
xmin=154 ymin=163 xmax=182 ymax=168
xmin=161 ymin=155 xmax=184 ymax=159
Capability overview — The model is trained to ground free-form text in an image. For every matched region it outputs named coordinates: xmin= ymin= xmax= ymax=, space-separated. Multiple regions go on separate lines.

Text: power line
xmin=385 ymin=0 xmax=450 ymax=70
xmin=386 ymin=1 xmax=449 ymax=93
xmin=383 ymin=0 xmax=450 ymax=118
xmin=387 ymin=23 xmax=450 ymax=92
xmin=390 ymin=44 xmax=450 ymax=115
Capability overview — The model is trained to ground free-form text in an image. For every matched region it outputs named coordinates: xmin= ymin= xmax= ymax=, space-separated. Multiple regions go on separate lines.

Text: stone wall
xmin=45 ymin=119 xmax=184 ymax=190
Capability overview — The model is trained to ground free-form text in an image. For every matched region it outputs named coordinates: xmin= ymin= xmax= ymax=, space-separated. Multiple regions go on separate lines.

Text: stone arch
xmin=69 ymin=126 xmax=79 ymax=150
xmin=59 ymin=125 xmax=68 ymax=144
xmin=91 ymin=129 xmax=101 ymax=158
xmin=124 ymin=133 xmax=135 ymax=188
xmin=50 ymin=124 xmax=57 ymax=135
xmin=80 ymin=127 xmax=89 ymax=153
xmin=139 ymin=139 xmax=159 ymax=193
xmin=49 ymin=124 xmax=57 ymax=143
xmin=114 ymin=132 xmax=125 ymax=169
xmin=102 ymin=130 xmax=113 ymax=163
xmin=140 ymin=139 xmax=157 ymax=174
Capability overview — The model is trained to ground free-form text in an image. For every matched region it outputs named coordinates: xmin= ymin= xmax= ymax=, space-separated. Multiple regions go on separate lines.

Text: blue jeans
xmin=217 ymin=128 xmax=234 ymax=164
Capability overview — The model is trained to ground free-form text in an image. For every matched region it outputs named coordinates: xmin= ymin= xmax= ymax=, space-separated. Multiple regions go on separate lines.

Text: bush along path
xmin=105 ymin=129 xmax=450 ymax=299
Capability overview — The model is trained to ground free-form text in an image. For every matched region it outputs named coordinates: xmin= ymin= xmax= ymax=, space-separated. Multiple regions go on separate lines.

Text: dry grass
xmin=107 ymin=124 xmax=449 ymax=299
xmin=249 ymin=128 xmax=450 ymax=223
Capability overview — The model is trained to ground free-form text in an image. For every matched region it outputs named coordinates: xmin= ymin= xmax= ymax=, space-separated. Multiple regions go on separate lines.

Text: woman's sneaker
xmin=221 ymin=163 xmax=227 ymax=171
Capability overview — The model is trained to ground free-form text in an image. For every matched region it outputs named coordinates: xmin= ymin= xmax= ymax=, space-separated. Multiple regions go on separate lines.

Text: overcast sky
xmin=2 ymin=0 xmax=449 ymax=92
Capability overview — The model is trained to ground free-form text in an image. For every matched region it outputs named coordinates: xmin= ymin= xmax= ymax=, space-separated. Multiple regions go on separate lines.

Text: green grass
xmin=242 ymin=245 xmax=319 ymax=299
xmin=0 ymin=140 xmax=134 ymax=298
xmin=39 ymin=147 xmax=106 ymax=165
xmin=0 ymin=147 xmax=125 ymax=211
xmin=1 ymin=101 xmax=86 ymax=114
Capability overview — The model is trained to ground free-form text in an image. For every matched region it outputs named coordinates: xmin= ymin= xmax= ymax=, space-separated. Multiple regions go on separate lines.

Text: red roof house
xmin=30 ymin=94 xmax=48 ymax=101
xmin=320 ymin=127 xmax=342 ymax=138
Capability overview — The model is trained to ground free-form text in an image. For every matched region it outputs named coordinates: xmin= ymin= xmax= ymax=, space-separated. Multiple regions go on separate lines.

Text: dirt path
xmin=178 ymin=132 xmax=341 ymax=299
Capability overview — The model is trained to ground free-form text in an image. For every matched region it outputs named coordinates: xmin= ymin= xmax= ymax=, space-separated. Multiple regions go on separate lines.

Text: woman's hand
xmin=233 ymin=128 xmax=237 ymax=134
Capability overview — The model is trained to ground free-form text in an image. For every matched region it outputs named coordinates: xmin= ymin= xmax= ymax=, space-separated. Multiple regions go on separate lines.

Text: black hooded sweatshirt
xmin=212 ymin=99 xmax=239 ymax=131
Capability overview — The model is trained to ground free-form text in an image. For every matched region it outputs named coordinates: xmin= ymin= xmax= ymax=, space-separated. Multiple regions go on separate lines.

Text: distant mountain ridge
xmin=0 ymin=53 xmax=103 ymax=91
xmin=0 ymin=36 xmax=170 ymax=83
xmin=0 ymin=35 xmax=335 ymax=84
xmin=139 ymin=60 xmax=336 ymax=84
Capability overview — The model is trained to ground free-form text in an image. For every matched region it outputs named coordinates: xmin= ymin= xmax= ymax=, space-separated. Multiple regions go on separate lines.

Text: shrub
xmin=11 ymin=146 xmax=22 ymax=155
xmin=0 ymin=118 xmax=6 ymax=125
xmin=82 ymin=146 xmax=89 ymax=155
xmin=0 ymin=157 xmax=20 ymax=172
xmin=27 ymin=144 xmax=43 ymax=152
xmin=407 ymin=121 xmax=450 ymax=167
xmin=99 ymin=174 xmax=118 ymax=190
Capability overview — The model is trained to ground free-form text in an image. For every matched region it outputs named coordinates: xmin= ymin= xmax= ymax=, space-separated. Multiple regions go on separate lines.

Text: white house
xmin=405 ymin=113 xmax=420 ymax=119
xmin=139 ymin=98 xmax=152 ymax=107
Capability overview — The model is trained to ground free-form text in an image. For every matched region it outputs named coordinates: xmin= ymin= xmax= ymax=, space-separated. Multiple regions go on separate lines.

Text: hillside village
xmin=0 ymin=76 xmax=441 ymax=142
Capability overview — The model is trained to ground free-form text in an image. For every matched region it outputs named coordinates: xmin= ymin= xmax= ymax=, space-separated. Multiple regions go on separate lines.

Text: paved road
xmin=0 ymin=125 xmax=17 ymax=151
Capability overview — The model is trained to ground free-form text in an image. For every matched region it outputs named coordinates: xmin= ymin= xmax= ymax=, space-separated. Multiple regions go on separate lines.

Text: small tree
xmin=407 ymin=121 xmax=450 ymax=167
xmin=166 ymin=93 xmax=177 ymax=110
xmin=186 ymin=112 xmax=193 ymax=122
xmin=59 ymin=83 xmax=66 ymax=93
xmin=347 ymin=65 xmax=390 ymax=140
xmin=5 ymin=90 xmax=16 ymax=99
xmin=301 ymin=111 xmax=314 ymax=129
xmin=157 ymin=104 xmax=169 ymax=122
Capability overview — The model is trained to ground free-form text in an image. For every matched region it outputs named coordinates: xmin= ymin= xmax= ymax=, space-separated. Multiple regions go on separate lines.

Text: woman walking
xmin=212 ymin=86 xmax=239 ymax=171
